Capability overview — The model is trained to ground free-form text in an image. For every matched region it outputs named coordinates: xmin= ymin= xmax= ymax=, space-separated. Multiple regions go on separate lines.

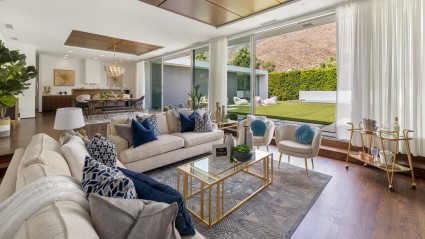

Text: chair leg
xmin=288 ymin=155 xmax=290 ymax=163
xmin=311 ymin=157 xmax=314 ymax=169
xmin=278 ymin=153 xmax=283 ymax=168
xmin=266 ymin=145 xmax=269 ymax=151
xmin=304 ymin=158 xmax=309 ymax=176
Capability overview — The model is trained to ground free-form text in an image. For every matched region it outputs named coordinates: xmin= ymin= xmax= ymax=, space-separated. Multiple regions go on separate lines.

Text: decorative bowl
xmin=233 ymin=150 xmax=254 ymax=162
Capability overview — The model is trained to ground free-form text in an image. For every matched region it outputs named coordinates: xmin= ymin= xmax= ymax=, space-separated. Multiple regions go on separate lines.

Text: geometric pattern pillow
xmin=87 ymin=133 xmax=117 ymax=167
xmin=136 ymin=114 xmax=161 ymax=137
xmin=82 ymin=156 xmax=137 ymax=199
xmin=194 ymin=111 xmax=213 ymax=133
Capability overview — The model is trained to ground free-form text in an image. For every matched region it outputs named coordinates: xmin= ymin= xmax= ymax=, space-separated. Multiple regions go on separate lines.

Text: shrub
xmin=268 ymin=67 xmax=336 ymax=101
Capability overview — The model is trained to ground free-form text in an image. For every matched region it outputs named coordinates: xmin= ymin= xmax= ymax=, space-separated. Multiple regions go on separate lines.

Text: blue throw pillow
xmin=295 ymin=124 xmax=315 ymax=144
xmin=131 ymin=119 xmax=157 ymax=147
xmin=251 ymin=119 xmax=267 ymax=136
xmin=118 ymin=167 xmax=196 ymax=236
xmin=180 ymin=112 xmax=196 ymax=133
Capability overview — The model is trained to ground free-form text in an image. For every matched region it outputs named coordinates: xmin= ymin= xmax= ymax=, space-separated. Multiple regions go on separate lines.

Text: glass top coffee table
xmin=176 ymin=150 xmax=273 ymax=228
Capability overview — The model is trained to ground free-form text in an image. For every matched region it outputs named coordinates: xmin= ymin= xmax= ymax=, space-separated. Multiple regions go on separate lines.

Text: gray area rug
xmin=144 ymin=154 xmax=332 ymax=239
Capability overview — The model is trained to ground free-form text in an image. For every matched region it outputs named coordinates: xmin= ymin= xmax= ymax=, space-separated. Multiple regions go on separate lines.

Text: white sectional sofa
xmin=107 ymin=111 xmax=225 ymax=172
xmin=0 ymin=133 xmax=206 ymax=239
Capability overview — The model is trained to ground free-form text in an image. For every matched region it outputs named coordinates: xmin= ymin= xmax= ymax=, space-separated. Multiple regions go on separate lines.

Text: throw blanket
xmin=0 ymin=176 xmax=89 ymax=238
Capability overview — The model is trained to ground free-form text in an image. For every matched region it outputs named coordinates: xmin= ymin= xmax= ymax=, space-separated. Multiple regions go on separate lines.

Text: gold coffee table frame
xmin=176 ymin=150 xmax=273 ymax=228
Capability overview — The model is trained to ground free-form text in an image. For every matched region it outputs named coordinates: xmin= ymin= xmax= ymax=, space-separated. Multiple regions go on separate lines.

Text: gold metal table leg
xmin=200 ymin=182 xmax=204 ymax=220
xmin=216 ymin=182 xmax=221 ymax=220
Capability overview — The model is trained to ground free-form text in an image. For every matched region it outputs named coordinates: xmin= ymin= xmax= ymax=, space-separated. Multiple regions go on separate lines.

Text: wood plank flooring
xmin=1 ymin=112 xmax=424 ymax=239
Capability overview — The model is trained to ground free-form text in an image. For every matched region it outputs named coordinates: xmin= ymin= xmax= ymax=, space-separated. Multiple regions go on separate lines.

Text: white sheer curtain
xmin=208 ymin=37 xmax=228 ymax=120
xmin=336 ymin=0 xmax=425 ymax=156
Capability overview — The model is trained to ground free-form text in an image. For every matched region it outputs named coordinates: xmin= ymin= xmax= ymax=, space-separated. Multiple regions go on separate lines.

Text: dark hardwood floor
xmin=1 ymin=112 xmax=424 ymax=239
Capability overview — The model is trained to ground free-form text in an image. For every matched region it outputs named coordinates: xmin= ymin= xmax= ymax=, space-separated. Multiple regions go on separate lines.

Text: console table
xmin=42 ymin=95 xmax=73 ymax=111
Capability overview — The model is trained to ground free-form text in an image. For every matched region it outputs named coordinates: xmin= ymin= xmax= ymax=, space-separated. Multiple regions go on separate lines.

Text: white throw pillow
xmin=61 ymin=136 xmax=90 ymax=180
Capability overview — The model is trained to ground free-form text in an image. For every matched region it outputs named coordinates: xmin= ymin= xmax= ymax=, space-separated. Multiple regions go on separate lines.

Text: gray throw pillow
xmin=114 ymin=124 xmax=133 ymax=147
xmin=89 ymin=193 xmax=180 ymax=239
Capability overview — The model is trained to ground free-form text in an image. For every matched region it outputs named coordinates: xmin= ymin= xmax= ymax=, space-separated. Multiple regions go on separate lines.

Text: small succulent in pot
xmin=231 ymin=144 xmax=254 ymax=163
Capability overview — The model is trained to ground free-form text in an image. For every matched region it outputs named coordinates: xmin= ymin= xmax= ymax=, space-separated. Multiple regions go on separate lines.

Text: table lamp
xmin=54 ymin=107 xmax=85 ymax=135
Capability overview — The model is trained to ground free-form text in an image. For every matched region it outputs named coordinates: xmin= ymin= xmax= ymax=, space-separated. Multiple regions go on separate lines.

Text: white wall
xmin=38 ymin=55 xmax=137 ymax=112
xmin=6 ymin=41 xmax=37 ymax=118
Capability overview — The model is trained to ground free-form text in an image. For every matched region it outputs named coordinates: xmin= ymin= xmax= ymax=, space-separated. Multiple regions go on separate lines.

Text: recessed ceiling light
xmin=10 ymin=36 xmax=18 ymax=41
xmin=65 ymin=54 xmax=69 ymax=57
xmin=68 ymin=50 xmax=73 ymax=53
xmin=100 ymin=55 xmax=104 ymax=57
xmin=5 ymin=24 xmax=13 ymax=29
xmin=126 ymin=58 xmax=130 ymax=60
xmin=94 ymin=57 xmax=98 ymax=60
xmin=63 ymin=57 xmax=67 ymax=59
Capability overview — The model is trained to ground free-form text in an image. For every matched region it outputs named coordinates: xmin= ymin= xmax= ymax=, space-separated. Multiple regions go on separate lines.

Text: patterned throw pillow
xmin=82 ymin=156 xmax=137 ymax=199
xmin=136 ymin=114 xmax=161 ymax=137
xmin=194 ymin=111 xmax=213 ymax=132
xmin=170 ymin=110 xmax=194 ymax=133
xmin=87 ymin=133 xmax=117 ymax=167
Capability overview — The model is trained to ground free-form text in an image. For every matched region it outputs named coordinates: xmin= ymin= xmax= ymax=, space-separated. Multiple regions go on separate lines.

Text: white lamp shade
xmin=54 ymin=107 xmax=85 ymax=130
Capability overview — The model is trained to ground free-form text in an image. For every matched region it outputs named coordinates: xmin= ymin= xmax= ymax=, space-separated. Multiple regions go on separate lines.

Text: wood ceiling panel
xmin=64 ymin=30 xmax=162 ymax=56
xmin=159 ymin=0 xmax=241 ymax=27
xmin=139 ymin=0 xmax=165 ymax=6
xmin=207 ymin=0 xmax=280 ymax=17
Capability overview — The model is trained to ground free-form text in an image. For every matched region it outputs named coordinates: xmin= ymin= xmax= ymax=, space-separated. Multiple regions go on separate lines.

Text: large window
xmin=227 ymin=36 xmax=252 ymax=114
xmin=163 ymin=53 xmax=192 ymax=108
xmin=193 ymin=46 xmax=209 ymax=100
xmin=149 ymin=59 xmax=162 ymax=110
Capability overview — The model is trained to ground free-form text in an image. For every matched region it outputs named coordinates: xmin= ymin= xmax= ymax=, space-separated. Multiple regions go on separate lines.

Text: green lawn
xmin=227 ymin=101 xmax=336 ymax=125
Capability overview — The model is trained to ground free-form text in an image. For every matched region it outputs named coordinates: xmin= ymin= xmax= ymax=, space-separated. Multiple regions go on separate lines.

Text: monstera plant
xmin=0 ymin=40 xmax=37 ymax=136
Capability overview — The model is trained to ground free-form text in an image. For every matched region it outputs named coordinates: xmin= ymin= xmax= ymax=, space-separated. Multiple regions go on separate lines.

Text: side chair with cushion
xmin=238 ymin=115 xmax=275 ymax=151
xmin=275 ymin=124 xmax=322 ymax=176
xmin=74 ymin=94 xmax=90 ymax=116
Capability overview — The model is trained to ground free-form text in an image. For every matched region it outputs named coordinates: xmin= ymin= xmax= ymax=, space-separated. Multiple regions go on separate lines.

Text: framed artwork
xmin=107 ymin=75 xmax=123 ymax=87
xmin=212 ymin=144 xmax=230 ymax=161
xmin=54 ymin=69 xmax=75 ymax=86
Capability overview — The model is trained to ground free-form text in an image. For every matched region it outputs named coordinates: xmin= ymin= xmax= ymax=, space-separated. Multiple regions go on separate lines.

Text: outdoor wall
xmin=38 ymin=54 xmax=137 ymax=112
xmin=6 ymin=41 xmax=36 ymax=118
xmin=163 ymin=65 xmax=191 ymax=107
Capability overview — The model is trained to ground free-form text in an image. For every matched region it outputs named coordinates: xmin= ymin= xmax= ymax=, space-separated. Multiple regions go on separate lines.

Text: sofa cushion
xmin=120 ymin=134 xmax=184 ymax=164
xmin=15 ymin=201 xmax=99 ymax=239
xmin=87 ymin=134 xmax=117 ymax=167
xmin=114 ymin=124 xmax=133 ymax=147
xmin=167 ymin=110 xmax=194 ymax=133
xmin=109 ymin=117 xmax=131 ymax=135
xmin=278 ymin=140 xmax=312 ymax=154
xmin=119 ymin=168 xmax=195 ymax=236
xmin=16 ymin=164 xmax=63 ymax=191
xmin=136 ymin=114 xmax=161 ymax=137
xmin=171 ymin=130 xmax=224 ymax=148
xmin=89 ymin=193 xmax=180 ymax=239
xmin=194 ymin=111 xmax=213 ymax=133
xmin=61 ymin=136 xmax=90 ymax=180
xmin=19 ymin=133 xmax=71 ymax=177
xmin=132 ymin=119 xmax=157 ymax=147
xmin=156 ymin=113 xmax=170 ymax=135
xmin=81 ymin=156 xmax=137 ymax=199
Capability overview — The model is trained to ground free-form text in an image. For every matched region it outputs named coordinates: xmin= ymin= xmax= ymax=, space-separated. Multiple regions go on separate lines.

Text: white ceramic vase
xmin=238 ymin=126 xmax=253 ymax=147
xmin=224 ymin=133 xmax=234 ymax=150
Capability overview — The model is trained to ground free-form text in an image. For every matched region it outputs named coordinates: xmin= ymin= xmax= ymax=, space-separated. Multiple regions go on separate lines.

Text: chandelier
xmin=104 ymin=43 xmax=125 ymax=77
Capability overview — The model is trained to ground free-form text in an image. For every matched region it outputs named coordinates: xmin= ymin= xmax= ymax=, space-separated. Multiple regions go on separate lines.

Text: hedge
xmin=268 ymin=67 xmax=337 ymax=101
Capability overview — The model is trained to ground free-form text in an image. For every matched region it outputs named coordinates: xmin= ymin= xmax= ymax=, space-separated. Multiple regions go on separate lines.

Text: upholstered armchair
xmin=238 ymin=115 xmax=275 ymax=151
xmin=275 ymin=124 xmax=322 ymax=176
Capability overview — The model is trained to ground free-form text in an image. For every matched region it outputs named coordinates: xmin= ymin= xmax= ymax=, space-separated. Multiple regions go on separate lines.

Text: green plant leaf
xmin=0 ymin=95 xmax=16 ymax=108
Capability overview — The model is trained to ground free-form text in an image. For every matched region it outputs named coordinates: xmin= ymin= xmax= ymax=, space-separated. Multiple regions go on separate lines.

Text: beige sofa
xmin=0 ymin=133 xmax=205 ymax=239
xmin=107 ymin=111 xmax=224 ymax=172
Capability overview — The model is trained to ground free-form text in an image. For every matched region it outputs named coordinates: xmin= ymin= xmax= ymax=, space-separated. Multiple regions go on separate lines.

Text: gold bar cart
xmin=345 ymin=122 xmax=416 ymax=191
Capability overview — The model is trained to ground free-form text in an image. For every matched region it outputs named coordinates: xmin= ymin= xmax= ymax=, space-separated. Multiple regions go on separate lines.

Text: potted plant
xmin=231 ymin=144 xmax=254 ymax=163
xmin=187 ymin=84 xmax=203 ymax=110
xmin=0 ymin=40 xmax=37 ymax=137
